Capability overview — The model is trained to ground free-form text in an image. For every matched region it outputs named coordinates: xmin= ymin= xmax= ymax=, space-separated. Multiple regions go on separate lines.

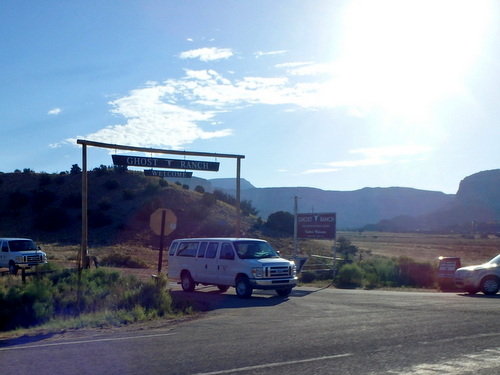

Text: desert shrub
xmin=100 ymin=253 xmax=148 ymax=269
xmin=31 ymin=189 xmax=57 ymax=209
xmin=34 ymin=207 xmax=72 ymax=231
xmin=103 ymin=179 xmax=120 ymax=190
xmin=144 ymin=183 xmax=160 ymax=195
xmin=337 ymin=264 xmax=364 ymax=288
xmin=359 ymin=257 xmax=399 ymax=288
xmin=194 ymin=185 xmax=205 ymax=194
xmin=8 ymin=190 xmax=30 ymax=209
xmin=88 ymin=210 xmax=112 ymax=228
xmin=397 ymin=257 xmax=435 ymax=288
xmin=39 ymin=173 xmax=51 ymax=187
xmin=63 ymin=193 xmax=81 ymax=208
xmin=158 ymin=179 xmax=168 ymax=188
xmin=122 ymin=189 xmax=135 ymax=200
xmin=97 ymin=199 xmax=112 ymax=211
xmin=202 ymin=192 xmax=217 ymax=206
xmin=198 ymin=218 xmax=233 ymax=237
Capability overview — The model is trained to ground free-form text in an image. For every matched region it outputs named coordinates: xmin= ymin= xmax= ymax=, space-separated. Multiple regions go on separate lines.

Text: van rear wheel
xmin=235 ymin=276 xmax=253 ymax=299
xmin=217 ymin=285 xmax=229 ymax=292
xmin=8 ymin=261 xmax=18 ymax=275
xmin=181 ymin=272 xmax=195 ymax=292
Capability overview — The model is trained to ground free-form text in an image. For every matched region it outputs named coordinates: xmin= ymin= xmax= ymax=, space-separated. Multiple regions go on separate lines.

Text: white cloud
xmin=179 ymin=47 xmax=233 ymax=61
xmin=48 ymin=108 xmax=61 ymax=115
xmin=66 ymin=84 xmax=232 ymax=149
xmin=303 ymin=145 xmax=432 ymax=174
xmin=254 ymin=50 xmax=287 ymax=58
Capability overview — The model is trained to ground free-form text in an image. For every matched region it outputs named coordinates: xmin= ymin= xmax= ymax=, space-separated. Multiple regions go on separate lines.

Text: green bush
xmin=0 ymin=268 xmax=177 ymax=331
xmin=337 ymin=264 xmax=364 ymax=288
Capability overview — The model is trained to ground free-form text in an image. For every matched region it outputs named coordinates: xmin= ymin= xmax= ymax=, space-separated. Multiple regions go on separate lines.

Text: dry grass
xmin=346 ymin=231 xmax=500 ymax=266
xmin=31 ymin=231 xmax=500 ymax=279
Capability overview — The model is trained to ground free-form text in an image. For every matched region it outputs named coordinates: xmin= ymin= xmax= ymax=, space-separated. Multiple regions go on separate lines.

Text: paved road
xmin=1 ymin=286 xmax=500 ymax=375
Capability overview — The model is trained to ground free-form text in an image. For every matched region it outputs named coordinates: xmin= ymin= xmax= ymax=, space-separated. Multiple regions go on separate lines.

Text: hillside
xmin=0 ymin=169 xmax=255 ymax=246
xmin=364 ymin=169 xmax=500 ymax=233
xmin=221 ymin=186 xmax=454 ymax=229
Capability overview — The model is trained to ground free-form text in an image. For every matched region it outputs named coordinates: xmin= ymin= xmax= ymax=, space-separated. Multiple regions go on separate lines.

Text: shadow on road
xmin=0 ymin=333 xmax=55 ymax=349
xmin=170 ymin=285 xmax=321 ymax=311
xmin=457 ymin=292 xmax=500 ymax=299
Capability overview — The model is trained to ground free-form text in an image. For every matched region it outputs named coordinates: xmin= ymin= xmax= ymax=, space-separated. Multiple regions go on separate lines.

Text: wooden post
xmin=236 ymin=157 xmax=241 ymax=238
xmin=80 ymin=143 xmax=88 ymax=270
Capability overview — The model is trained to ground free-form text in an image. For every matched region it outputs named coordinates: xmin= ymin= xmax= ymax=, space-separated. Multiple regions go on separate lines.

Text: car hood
xmin=457 ymin=263 xmax=499 ymax=272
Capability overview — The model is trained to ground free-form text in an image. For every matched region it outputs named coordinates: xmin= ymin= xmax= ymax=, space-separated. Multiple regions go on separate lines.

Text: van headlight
xmin=251 ymin=267 xmax=263 ymax=278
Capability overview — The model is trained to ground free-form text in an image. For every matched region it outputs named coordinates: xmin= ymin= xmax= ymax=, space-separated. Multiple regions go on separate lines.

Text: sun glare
xmin=331 ymin=0 xmax=492 ymax=120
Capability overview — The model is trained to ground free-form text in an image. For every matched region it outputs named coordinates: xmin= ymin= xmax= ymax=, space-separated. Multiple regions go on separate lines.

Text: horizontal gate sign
xmin=112 ymin=155 xmax=219 ymax=171
xmin=297 ymin=212 xmax=336 ymax=239
xmin=144 ymin=170 xmax=193 ymax=178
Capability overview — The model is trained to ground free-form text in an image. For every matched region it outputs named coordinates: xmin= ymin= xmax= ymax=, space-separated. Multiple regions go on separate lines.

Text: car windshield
xmin=488 ymin=254 xmax=500 ymax=265
xmin=8 ymin=240 xmax=38 ymax=252
xmin=234 ymin=241 xmax=279 ymax=259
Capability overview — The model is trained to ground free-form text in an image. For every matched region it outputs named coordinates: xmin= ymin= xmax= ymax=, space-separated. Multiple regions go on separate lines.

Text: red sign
xmin=297 ymin=213 xmax=336 ymax=239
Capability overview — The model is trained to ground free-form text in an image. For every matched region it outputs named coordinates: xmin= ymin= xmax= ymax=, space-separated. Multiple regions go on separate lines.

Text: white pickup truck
xmin=455 ymin=254 xmax=500 ymax=295
xmin=0 ymin=238 xmax=47 ymax=275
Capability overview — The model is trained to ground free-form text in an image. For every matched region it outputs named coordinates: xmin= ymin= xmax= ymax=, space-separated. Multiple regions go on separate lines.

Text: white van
xmin=167 ymin=238 xmax=297 ymax=298
xmin=0 ymin=238 xmax=47 ymax=275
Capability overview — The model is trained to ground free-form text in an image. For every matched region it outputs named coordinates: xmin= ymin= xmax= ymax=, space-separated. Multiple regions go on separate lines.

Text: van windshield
xmin=234 ymin=241 xmax=279 ymax=259
xmin=8 ymin=240 xmax=38 ymax=252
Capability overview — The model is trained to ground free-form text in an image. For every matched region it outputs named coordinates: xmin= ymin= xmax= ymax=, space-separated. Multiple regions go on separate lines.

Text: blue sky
xmin=1 ymin=0 xmax=499 ymax=194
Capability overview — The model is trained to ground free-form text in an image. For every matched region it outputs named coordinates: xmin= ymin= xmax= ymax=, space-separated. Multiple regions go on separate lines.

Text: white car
xmin=0 ymin=238 xmax=47 ymax=275
xmin=455 ymin=254 xmax=500 ymax=295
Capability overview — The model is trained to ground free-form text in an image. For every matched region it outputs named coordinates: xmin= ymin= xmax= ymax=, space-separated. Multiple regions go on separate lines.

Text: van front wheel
xmin=276 ymin=287 xmax=292 ymax=297
xmin=235 ymin=276 xmax=253 ymax=299
xmin=181 ymin=272 xmax=195 ymax=292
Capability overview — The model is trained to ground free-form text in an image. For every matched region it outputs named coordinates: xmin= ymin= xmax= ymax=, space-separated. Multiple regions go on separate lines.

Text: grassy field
xmin=346 ymin=231 xmax=500 ymax=266
xmin=19 ymin=231 xmax=500 ymax=278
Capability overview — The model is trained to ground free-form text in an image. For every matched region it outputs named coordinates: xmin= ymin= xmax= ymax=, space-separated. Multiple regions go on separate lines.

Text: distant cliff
xmin=211 ymin=181 xmax=454 ymax=229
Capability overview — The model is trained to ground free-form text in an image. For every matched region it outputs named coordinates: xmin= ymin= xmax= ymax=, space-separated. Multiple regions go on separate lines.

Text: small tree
xmin=265 ymin=211 xmax=294 ymax=234
xmin=70 ymin=164 xmax=82 ymax=175
xmin=336 ymin=236 xmax=359 ymax=261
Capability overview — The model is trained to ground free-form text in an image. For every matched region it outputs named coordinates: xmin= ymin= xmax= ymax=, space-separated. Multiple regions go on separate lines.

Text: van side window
xmin=197 ymin=242 xmax=208 ymax=258
xmin=205 ymin=243 xmax=219 ymax=259
xmin=1 ymin=242 xmax=7 ymax=252
xmin=169 ymin=242 xmax=179 ymax=256
xmin=176 ymin=242 xmax=198 ymax=257
xmin=220 ymin=243 xmax=235 ymax=260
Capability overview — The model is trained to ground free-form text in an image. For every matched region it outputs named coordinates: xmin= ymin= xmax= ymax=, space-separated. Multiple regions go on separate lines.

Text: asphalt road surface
xmin=1 ymin=286 xmax=500 ymax=375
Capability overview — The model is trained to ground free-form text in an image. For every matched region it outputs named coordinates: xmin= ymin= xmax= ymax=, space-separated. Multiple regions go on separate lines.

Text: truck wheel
xmin=276 ymin=287 xmax=292 ymax=297
xmin=8 ymin=261 xmax=18 ymax=275
xmin=181 ymin=271 xmax=195 ymax=292
xmin=235 ymin=276 xmax=253 ymax=299
xmin=217 ymin=285 xmax=229 ymax=293
xmin=481 ymin=276 xmax=500 ymax=295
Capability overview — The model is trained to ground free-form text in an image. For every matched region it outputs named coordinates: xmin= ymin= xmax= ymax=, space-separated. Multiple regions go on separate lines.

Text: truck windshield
xmin=8 ymin=240 xmax=38 ymax=252
xmin=234 ymin=241 xmax=279 ymax=259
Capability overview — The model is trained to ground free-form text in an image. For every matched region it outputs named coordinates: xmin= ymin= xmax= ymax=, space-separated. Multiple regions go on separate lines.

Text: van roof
xmin=172 ymin=238 xmax=266 ymax=242
xmin=0 ymin=238 xmax=33 ymax=241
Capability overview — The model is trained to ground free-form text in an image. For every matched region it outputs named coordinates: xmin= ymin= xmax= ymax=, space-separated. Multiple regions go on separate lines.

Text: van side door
xmin=217 ymin=242 xmax=237 ymax=286
xmin=196 ymin=242 xmax=219 ymax=285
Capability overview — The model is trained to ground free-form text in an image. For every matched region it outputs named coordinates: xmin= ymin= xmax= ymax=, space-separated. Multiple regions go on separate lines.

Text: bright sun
xmin=330 ymin=0 xmax=492 ymax=122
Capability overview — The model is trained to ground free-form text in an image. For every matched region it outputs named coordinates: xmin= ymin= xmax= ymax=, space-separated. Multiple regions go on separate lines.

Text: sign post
xmin=150 ymin=208 xmax=177 ymax=273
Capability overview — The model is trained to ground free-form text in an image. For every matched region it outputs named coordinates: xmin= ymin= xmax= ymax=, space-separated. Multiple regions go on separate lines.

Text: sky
xmin=1 ymin=0 xmax=499 ymax=195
